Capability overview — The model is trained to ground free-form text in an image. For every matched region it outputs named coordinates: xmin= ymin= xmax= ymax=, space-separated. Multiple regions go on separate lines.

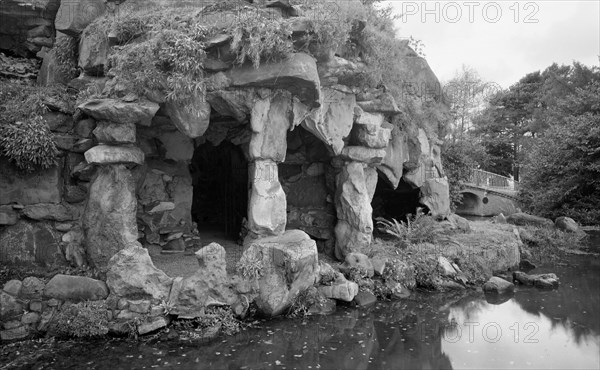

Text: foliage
xmin=230 ymin=11 xmax=293 ymax=68
xmin=52 ymin=35 xmax=79 ymax=80
xmin=441 ymin=139 xmax=488 ymax=209
xmin=103 ymin=8 xmax=208 ymax=114
xmin=0 ymin=82 xmax=69 ymax=171
xmin=375 ymin=209 xmax=437 ymax=245
xmin=472 ymin=62 xmax=599 ymax=181
xmin=0 ymin=117 xmax=58 ymax=172
xmin=287 ymin=287 xmax=328 ymax=318
xmin=519 ymin=79 xmax=600 ymax=224
xmin=236 ymin=253 xmax=263 ymax=281
xmin=519 ymin=226 xmax=588 ymax=262
xmin=173 ymin=306 xmax=241 ymax=336
xmin=48 ymin=301 xmax=109 ymax=338
xmin=444 ymin=65 xmax=487 ymax=141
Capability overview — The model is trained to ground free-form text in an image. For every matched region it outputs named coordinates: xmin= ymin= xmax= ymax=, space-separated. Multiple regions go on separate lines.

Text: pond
xmin=5 ymin=233 xmax=599 ymax=370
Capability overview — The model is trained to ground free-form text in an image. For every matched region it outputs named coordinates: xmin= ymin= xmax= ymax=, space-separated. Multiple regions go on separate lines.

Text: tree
xmin=473 ymin=62 xmax=600 ymax=181
xmin=520 ymin=79 xmax=600 ymax=224
xmin=444 ymin=65 xmax=487 ymax=142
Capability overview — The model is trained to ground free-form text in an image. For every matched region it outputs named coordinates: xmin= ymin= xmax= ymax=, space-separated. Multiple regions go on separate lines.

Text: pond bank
xmin=2 ymin=231 xmax=598 ymax=369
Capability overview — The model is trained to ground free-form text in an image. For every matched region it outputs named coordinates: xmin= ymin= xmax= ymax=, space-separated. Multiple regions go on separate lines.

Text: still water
xmin=8 ymin=234 xmax=600 ymax=370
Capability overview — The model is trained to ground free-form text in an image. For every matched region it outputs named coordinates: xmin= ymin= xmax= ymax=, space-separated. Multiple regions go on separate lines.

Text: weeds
xmin=47 ymin=301 xmax=109 ymax=338
xmin=376 ymin=209 xmax=437 ymax=246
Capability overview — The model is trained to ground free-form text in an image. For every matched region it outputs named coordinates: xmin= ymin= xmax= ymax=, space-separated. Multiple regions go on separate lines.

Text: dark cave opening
xmin=190 ymin=140 xmax=248 ymax=240
xmin=371 ymin=173 xmax=428 ymax=234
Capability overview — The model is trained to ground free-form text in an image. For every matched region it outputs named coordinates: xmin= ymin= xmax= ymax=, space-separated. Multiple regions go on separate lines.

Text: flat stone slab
xmin=78 ymin=98 xmax=159 ymax=126
xmin=85 ymin=145 xmax=144 ymax=165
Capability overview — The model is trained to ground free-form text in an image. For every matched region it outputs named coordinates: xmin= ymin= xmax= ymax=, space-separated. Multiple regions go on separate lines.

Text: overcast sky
xmin=384 ymin=0 xmax=600 ymax=88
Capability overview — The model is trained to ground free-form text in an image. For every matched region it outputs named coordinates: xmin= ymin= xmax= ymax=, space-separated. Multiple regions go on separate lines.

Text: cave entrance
xmin=371 ymin=173 xmax=428 ymax=236
xmin=190 ymin=140 xmax=248 ymax=242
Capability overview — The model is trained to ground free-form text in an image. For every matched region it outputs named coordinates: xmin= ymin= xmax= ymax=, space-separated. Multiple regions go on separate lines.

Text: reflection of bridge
xmin=456 ymin=169 xmax=519 ymax=217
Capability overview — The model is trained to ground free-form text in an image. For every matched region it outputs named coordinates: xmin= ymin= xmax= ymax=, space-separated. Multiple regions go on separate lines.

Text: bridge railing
xmin=466 ymin=168 xmax=518 ymax=190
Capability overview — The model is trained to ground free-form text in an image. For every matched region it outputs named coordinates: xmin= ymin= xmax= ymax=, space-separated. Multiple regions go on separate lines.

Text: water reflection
xmin=12 ymin=236 xmax=600 ymax=370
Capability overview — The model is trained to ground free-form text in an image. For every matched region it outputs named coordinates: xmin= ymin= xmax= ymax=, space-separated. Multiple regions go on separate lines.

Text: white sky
xmin=384 ymin=0 xmax=600 ymax=88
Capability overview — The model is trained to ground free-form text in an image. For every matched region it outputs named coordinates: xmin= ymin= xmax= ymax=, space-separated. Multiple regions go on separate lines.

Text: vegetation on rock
xmin=48 ymin=301 xmax=109 ymax=338
xmin=0 ymin=81 xmax=65 ymax=172
xmin=375 ymin=209 xmax=437 ymax=246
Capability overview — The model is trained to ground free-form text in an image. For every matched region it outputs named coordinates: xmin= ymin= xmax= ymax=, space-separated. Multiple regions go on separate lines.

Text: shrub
xmin=0 ymin=117 xmax=58 ymax=172
xmin=519 ymin=226 xmax=588 ymax=262
xmin=0 ymin=82 xmax=68 ymax=172
xmin=441 ymin=139 xmax=488 ymax=209
xmin=174 ymin=306 xmax=241 ymax=336
xmin=48 ymin=301 xmax=109 ymax=338
xmin=375 ymin=209 xmax=437 ymax=245
xmin=229 ymin=11 xmax=293 ymax=68
xmin=287 ymin=287 xmax=328 ymax=318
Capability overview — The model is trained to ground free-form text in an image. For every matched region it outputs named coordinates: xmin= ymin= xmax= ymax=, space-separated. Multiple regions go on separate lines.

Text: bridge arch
xmin=457 ymin=191 xmax=481 ymax=213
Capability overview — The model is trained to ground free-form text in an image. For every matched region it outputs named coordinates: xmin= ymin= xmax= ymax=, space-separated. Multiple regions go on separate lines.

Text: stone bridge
xmin=455 ymin=169 xmax=519 ymax=217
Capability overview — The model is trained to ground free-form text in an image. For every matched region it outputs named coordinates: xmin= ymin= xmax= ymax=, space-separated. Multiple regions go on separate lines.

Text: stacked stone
xmin=0 ymin=275 xmax=108 ymax=341
xmin=246 ymin=92 xmax=292 ymax=237
xmin=78 ymin=98 xmax=158 ymax=269
xmin=0 ymin=95 xmax=88 ymax=267
xmin=135 ymin=115 xmax=198 ymax=255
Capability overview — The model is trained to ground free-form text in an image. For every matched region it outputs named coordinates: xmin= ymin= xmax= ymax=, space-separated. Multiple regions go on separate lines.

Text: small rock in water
xmin=483 ymin=276 xmax=515 ymax=295
xmin=513 ymin=271 xmax=559 ymax=289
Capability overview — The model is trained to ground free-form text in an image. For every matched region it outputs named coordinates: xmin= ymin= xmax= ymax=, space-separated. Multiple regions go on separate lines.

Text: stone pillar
xmin=334 ymin=161 xmax=373 ymax=259
xmin=246 ymin=92 xmax=291 ymax=237
xmin=78 ymin=98 xmax=158 ymax=270
xmin=248 ymin=160 xmax=287 ymax=236
xmin=83 ymin=163 xmax=138 ymax=270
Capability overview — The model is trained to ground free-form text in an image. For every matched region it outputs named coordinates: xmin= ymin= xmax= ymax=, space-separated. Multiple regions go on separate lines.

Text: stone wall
xmin=1 ymin=0 xmax=452 ymax=271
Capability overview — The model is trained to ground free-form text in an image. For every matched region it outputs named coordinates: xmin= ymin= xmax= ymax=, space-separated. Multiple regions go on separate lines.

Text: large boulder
xmin=247 ymin=160 xmax=287 ymax=236
xmin=163 ymin=95 xmax=211 ymax=138
xmin=44 ymin=274 xmax=109 ymax=301
xmin=84 ymin=145 xmax=144 ymax=165
xmin=555 ymin=216 xmax=580 ymax=233
xmin=78 ymin=25 xmax=109 ymax=75
xmin=227 ymin=52 xmax=320 ymax=108
xmin=0 ymin=221 xmax=63 ymax=266
xmin=241 ymin=230 xmax=319 ymax=316
xmin=506 ymin=212 xmax=553 ymax=228
xmin=0 ymin=0 xmax=60 ymax=56
xmin=249 ymin=92 xmax=291 ymax=162
xmin=78 ymin=99 xmax=159 ymax=126
xmin=376 ymin=126 xmax=409 ymax=188
xmin=350 ymin=110 xmax=392 ymax=149
xmin=0 ymin=160 xmax=61 ymax=205
xmin=403 ymin=128 xmax=430 ymax=188
xmin=334 ymin=162 xmax=373 ymax=259
xmin=55 ymin=0 xmax=106 ymax=37
xmin=171 ymin=243 xmax=243 ymax=318
xmin=106 ymin=242 xmax=173 ymax=301
xmin=83 ymin=165 xmax=138 ymax=269
xmin=420 ymin=177 xmax=451 ymax=219
xmin=300 ymin=88 xmax=356 ymax=155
